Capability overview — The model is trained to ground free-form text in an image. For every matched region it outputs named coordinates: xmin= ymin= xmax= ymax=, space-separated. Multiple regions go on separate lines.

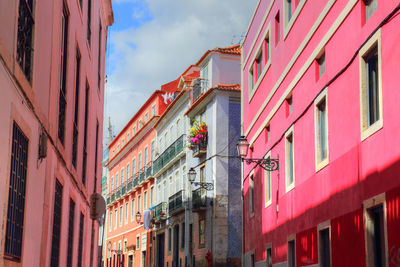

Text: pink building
xmin=0 ymin=0 xmax=113 ymax=266
xmin=242 ymin=0 xmax=400 ymax=266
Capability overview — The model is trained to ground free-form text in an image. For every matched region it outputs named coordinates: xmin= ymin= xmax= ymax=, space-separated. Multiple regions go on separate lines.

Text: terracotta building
xmin=0 ymin=0 xmax=113 ymax=266
xmin=104 ymin=83 xmax=180 ymax=267
xmin=241 ymin=0 xmax=400 ymax=266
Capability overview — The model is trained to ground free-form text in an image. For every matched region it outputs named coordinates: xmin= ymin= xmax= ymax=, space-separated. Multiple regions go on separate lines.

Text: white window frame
xmin=287 ymin=234 xmax=296 ymax=267
xmin=119 ymin=205 xmax=123 ymax=226
xmin=152 ymin=104 xmax=156 ymax=116
xmin=283 ymin=0 xmax=306 ymax=40
xmin=314 ymin=88 xmax=329 ymax=171
xmin=109 ymin=211 xmax=112 ymax=231
xmin=285 ymin=126 xmax=295 ymax=192
xmin=317 ymin=220 xmax=332 ymax=267
xmin=264 ymin=151 xmax=272 ymax=208
xmin=144 ymin=191 xmax=147 ymax=210
xmin=131 ymin=198 xmax=135 ymax=222
xmin=359 ymin=30 xmax=383 ymax=141
xmin=125 ymin=202 xmax=129 ymax=224
xmin=114 ymin=209 xmax=118 ymax=229
xmin=363 ymin=193 xmax=388 ymax=267
xmin=150 ymin=186 xmax=154 ymax=207
xmin=249 ymin=170 xmax=255 ymax=218
xmin=133 ymin=126 xmax=136 ymax=136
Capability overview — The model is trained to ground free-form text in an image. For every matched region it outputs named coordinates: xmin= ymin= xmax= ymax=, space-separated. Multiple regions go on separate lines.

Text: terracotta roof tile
xmin=196 ymin=44 xmax=241 ymax=65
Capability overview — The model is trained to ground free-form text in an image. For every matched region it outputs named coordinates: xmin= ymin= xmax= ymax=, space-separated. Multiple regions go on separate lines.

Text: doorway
xmin=157 ymin=233 xmax=165 ymax=267
xmin=173 ymin=225 xmax=179 ymax=267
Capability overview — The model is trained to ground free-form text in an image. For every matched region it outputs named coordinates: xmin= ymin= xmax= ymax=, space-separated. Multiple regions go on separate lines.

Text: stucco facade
xmin=0 ymin=0 xmax=113 ymax=266
xmin=242 ymin=0 xmax=400 ymax=266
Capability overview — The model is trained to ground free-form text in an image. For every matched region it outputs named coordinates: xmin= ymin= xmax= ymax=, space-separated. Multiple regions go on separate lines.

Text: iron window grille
xmin=50 ymin=180 xmax=63 ymax=267
xmin=77 ymin=213 xmax=84 ymax=267
xmin=16 ymin=0 xmax=35 ymax=82
xmin=66 ymin=199 xmax=75 ymax=267
xmin=4 ymin=123 xmax=29 ymax=260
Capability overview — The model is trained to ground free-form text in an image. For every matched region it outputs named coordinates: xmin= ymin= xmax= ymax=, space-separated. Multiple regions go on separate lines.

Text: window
xmin=168 ymin=228 xmax=172 ymax=252
xmin=144 ymin=191 xmax=148 ymax=210
xmin=360 ymin=31 xmax=382 ymax=140
xmin=266 ymin=245 xmax=272 ymax=267
xmin=176 ymin=119 xmax=181 ymax=136
xmin=151 ymin=140 xmax=155 ymax=162
xmin=67 ymin=199 xmax=75 ymax=267
xmin=98 ymin=23 xmax=102 ymax=89
xmin=189 ymin=224 xmax=193 ymax=245
xmin=150 ymin=186 xmax=154 ymax=206
xmin=315 ymin=89 xmax=329 ymax=170
xmin=145 ymin=112 xmax=149 ymax=123
xmin=265 ymin=125 xmax=270 ymax=143
xmin=4 ymin=123 xmax=29 ymax=259
xmin=138 ymin=195 xmax=141 ymax=214
xmin=275 ymin=11 xmax=280 ymax=46
xmin=264 ymin=32 xmax=271 ymax=65
xmin=138 ymin=153 xmax=142 ymax=171
xmin=165 ymin=132 xmax=168 ymax=147
xmin=364 ymin=0 xmax=378 ymax=21
xmin=58 ymin=4 xmax=69 ymax=144
xmin=122 ymin=139 xmax=125 ymax=147
xmin=169 ymin=176 xmax=174 ymax=196
xmin=17 ymin=0 xmax=35 ymax=82
xmin=364 ymin=194 xmax=387 ymax=267
xmin=77 ymin=213 xmax=84 ymax=267
xmin=251 ymin=253 xmax=255 ymax=267
xmin=265 ymin=153 xmax=272 ymax=207
xmin=199 ymin=218 xmax=206 ymax=247
xmin=317 ymin=52 xmax=326 ymax=79
xmin=201 ymin=63 xmax=209 ymax=87
xmin=87 ymin=0 xmax=91 ymax=45
xmin=116 ymin=172 xmax=119 ymax=188
xmin=288 ymin=238 xmax=296 ymax=267
xmin=286 ymin=95 xmax=293 ymax=117
xmin=109 ymin=211 xmax=112 ymax=231
xmin=249 ymin=174 xmax=255 ymax=215
xmin=125 ymin=202 xmax=129 ymax=223
xmin=131 ymin=198 xmax=135 ymax=221
xmin=110 ymin=176 xmax=114 ymax=192
xmin=50 ymin=180 xmax=63 ymax=267
xmin=114 ymin=209 xmax=117 ymax=229
xmin=181 ymin=223 xmax=185 ymax=248
xmin=152 ymin=105 xmax=156 ymax=116
xmin=127 ymin=164 xmax=130 ymax=179
xmin=72 ymin=48 xmax=81 ymax=168
xmin=127 ymin=133 xmax=130 ymax=140
xmin=255 ymin=51 xmax=263 ymax=81
xmin=117 ymin=144 xmax=120 ymax=151
xmin=119 ymin=206 xmax=123 ymax=226
xmin=94 ymin=121 xmax=99 ymax=190
xmin=318 ymin=227 xmax=331 ymax=267
xmin=124 ymin=240 xmax=127 ymax=252
xmin=82 ymin=83 xmax=90 ymax=185
xmin=139 ymin=120 xmax=143 ymax=129
xmin=132 ymin=158 xmax=136 ymax=178
xmin=159 ymin=137 xmax=164 ymax=153
xmin=285 ymin=0 xmax=293 ymax=23
xmin=136 ymin=235 xmax=140 ymax=250
xmin=133 ymin=126 xmax=136 ymax=136
xmin=144 ymin=147 xmax=148 ymax=167
xmin=285 ymin=128 xmax=295 ymax=191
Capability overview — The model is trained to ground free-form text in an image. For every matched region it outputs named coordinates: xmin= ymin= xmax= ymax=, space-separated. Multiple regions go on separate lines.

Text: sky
xmin=104 ymin=0 xmax=258 ymax=144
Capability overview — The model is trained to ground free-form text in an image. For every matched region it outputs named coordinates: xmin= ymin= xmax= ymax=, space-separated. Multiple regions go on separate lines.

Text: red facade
xmin=241 ymin=0 xmax=400 ymax=266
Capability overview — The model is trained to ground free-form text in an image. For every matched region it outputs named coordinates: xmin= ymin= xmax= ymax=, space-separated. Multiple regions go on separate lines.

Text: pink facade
xmin=242 ymin=0 xmax=400 ymax=266
xmin=0 ymin=0 xmax=113 ymax=266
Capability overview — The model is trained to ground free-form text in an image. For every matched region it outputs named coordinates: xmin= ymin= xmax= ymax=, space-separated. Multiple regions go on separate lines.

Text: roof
xmin=196 ymin=44 xmax=241 ymax=66
xmin=185 ymin=84 xmax=241 ymax=116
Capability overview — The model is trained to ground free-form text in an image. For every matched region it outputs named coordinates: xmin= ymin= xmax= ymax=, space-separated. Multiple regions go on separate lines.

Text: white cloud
xmin=105 ymin=0 xmax=257 ymax=139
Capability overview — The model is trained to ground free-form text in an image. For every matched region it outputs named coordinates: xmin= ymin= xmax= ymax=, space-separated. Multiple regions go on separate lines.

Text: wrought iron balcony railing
xmin=168 ymin=190 xmax=184 ymax=214
xmin=192 ymin=188 xmax=207 ymax=210
xmin=116 ymin=187 xmax=121 ymax=199
xmin=154 ymin=202 xmax=167 ymax=221
xmin=192 ymin=138 xmax=207 ymax=157
xmin=133 ymin=177 xmax=139 ymax=187
xmin=106 ymin=196 xmax=110 ymax=205
xmin=111 ymin=192 xmax=115 ymax=203
xmin=153 ymin=135 xmax=185 ymax=174
xmin=121 ymin=185 xmax=126 ymax=196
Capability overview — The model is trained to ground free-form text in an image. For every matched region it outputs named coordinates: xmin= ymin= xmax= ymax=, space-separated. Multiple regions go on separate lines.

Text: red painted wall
xmin=242 ymin=0 xmax=400 ymax=265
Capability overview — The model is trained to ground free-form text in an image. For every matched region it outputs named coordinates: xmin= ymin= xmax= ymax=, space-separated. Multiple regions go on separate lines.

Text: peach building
xmin=104 ymin=83 xmax=179 ymax=267
xmin=0 ymin=0 xmax=113 ymax=266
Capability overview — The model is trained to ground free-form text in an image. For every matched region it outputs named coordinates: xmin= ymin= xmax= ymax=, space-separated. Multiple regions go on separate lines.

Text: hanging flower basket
xmin=187 ymin=120 xmax=208 ymax=152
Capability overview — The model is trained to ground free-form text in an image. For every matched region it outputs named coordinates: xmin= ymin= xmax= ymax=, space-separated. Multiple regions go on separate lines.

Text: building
xmin=104 ymin=86 xmax=179 ymax=267
xmin=241 ymin=0 xmax=400 ymax=266
xmin=184 ymin=45 xmax=243 ymax=267
xmin=152 ymin=65 xmax=199 ymax=267
xmin=0 ymin=0 xmax=113 ymax=266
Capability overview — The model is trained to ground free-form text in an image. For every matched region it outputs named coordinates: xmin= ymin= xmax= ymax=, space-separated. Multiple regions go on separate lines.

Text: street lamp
xmin=236 ymin=136 xmax=279 ymax=172
xmin=187 ymin=168 xmax=214 ymax=191
xmin=135 ymin=211 xmax=142 ymax=224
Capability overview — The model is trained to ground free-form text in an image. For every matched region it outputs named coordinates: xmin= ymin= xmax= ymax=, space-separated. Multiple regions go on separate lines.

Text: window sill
xmin=265 ymin=200 xmax=272 ymax=208
xmin=315 ymin=158 xmax=329 ymax=173
xmin=361 ymin=119 xmax=383 ymax=141
xmin=283 ymin=0 xmax=308 ymax=40
xmin=286 ymin=183 xmax=295 ymax=193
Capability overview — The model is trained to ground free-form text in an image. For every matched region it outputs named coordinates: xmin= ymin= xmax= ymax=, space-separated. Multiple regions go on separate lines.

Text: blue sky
xmin=104 ymin=0 xmax=258 ymax=143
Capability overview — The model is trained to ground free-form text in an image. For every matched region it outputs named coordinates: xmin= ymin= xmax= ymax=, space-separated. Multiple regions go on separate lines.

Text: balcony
xmin=133 ymin=178 xmax=139 ymax=187
xmin=192 ymin=78 xmax=209 ymax=103
xmin=139 ymin=169 xmax=145 ymax=184
xmin=121 ymin=185 xmax=126 ymax=196
xmin=192 ymin=188 xmax=207 ymax=210
xmin=111 ymin=192 xmax=115 ymax=203
xmin=116 ymin=187 xmax=121 ymax=199
xmin=153 ymin=135 xmax=185 ymax=175
xmin=168 ymin=190 xmax=184 ymax=215
xmin=106 ymin=196 xmax=110 ymax=205
xmin=192 ymin=138 xmax=207 ymax=158
xmin=153 ymin=202 xmax=167 ymax=221
xmin=127 ymin=178 xmax=133 ymax=192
